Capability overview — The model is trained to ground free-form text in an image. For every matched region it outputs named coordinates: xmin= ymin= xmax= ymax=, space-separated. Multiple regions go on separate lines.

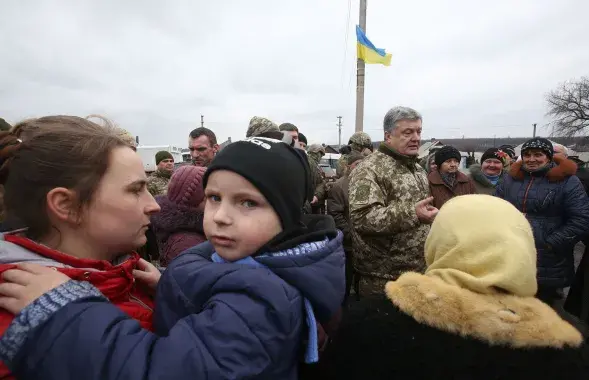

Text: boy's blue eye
xmin=242 ymin=200 xmax=257 ymax=208
xmin=208 ymin=195 xmax=221 ymax=202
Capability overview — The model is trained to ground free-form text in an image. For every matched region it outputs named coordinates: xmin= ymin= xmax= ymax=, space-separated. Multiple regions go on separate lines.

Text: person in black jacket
xmin=319 ymin=195 xmax=589 ymax=379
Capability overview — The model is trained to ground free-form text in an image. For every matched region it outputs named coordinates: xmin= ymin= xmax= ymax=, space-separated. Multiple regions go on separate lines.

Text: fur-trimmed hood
xmin=509 ymin=154 xmax=577 ymax=182
xmin=468 ymin=164 xmax=497 ymax=188
xmin=385 ymin=272 xmax=583 ymax=349
xmin=151 ymin=196 xmax=204 ymax=242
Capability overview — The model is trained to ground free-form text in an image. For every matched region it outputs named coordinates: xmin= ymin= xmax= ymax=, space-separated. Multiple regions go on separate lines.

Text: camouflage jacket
xmin=348 ymin=143 xmax=430 ymax=280
xmin=308 ymin=153 xmax=326 ymax=203
xmin=336 ymin=155 xmax=348 ymax=178
xmin=147 ymin=170 xmax=172 ymax=197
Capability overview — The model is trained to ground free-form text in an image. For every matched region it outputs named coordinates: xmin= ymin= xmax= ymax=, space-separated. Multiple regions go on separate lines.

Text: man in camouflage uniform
xmin=147 ymin=151 xmax=174 ymax=196
xmin=349 ymin=106 xmax=438 ymax=296
xmin=307 ymin=144 xmax=327 ymax=214
xmin=246 ymin=116 xmax=280 ymax=137
xmin=337 ymin=132 xmax=373 ymax=177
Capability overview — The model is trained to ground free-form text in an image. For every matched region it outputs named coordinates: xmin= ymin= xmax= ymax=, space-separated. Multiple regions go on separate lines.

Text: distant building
xmin=418 ymin=140 xmax=444 ymax=159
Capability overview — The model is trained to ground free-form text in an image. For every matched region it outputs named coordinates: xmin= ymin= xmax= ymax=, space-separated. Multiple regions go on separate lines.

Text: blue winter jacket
xmin=495 ymin=156 xmax=589 ymax=288
xmin=0 ymin=222 xmax=345 ymax=379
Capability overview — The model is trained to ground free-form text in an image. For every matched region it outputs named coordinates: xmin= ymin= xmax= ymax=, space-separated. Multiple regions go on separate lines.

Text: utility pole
xmin=533 ymin=123 xmax=537 ymax=138
xmin=201 ymin=115 xmax=204 ymax=128
xmin=354 ymin=0 xmax=367 ymax=132
xmin=337 ymin=116 xmax=343 ymax=148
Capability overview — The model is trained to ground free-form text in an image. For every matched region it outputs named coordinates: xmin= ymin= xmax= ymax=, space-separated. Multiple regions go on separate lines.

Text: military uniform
xmin=348 ymin=143 xmax=430 ymax=296
xmin=337 ymin=132 xmax=372 ymax=177
xmin=307 ymin=145 xmax=327 ymax=212
xmin=147 ymin=170 xmax=172 ymax=197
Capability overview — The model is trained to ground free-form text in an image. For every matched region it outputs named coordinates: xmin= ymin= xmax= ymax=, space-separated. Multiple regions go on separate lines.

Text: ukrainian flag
xmin=356 ymin=25 xmax=392 ymax=66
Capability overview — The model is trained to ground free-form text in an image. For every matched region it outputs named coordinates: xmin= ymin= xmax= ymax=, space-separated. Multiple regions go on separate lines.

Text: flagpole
xmin=355 ymin=0 xmax=367 ymax=132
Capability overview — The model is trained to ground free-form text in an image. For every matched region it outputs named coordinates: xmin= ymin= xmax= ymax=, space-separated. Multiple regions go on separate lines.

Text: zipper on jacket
xmin=129 ymin=293 xmax=154 ymax=312
xmin=522 ymin=177 xmax=535 ymax=215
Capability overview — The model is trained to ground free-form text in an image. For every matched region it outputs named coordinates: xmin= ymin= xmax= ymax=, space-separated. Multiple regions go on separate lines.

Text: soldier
xmin=246 ymin=116 xmax=280 ymax=137
xmin=279 ymin=123 xmax=300 ymax=147
xmin=147 ymin=151 xmax=175 ymax=196
xmin=307 ymin=144 xmax=327 ymax=213
xmin=327 ymin=151 xmax=365 ymax=302
xmin=349 ymin=106 xmax=438 ymax=296
xmin=337 ymin=132 xmax=373 ymax=177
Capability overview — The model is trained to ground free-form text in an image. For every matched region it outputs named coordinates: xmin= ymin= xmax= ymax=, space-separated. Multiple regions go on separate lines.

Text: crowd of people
xmin=0 ymin=108 xmax=586 ymax=378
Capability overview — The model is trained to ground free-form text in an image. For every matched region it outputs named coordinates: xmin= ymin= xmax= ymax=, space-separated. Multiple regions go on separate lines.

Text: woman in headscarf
xmin=318 ymin=195 xmax=589 ymax=379
xmin=468 ymin=147 xmax=509 ymax=195
xmin=428 ymin=146 xmax=476 ymax=209
xmin=496 ymin=137 xmax=589 ymax=307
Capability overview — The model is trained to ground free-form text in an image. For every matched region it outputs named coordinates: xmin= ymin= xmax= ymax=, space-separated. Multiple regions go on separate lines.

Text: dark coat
xmin=428 ymin=170 xmax=477 ymax=209
xmin=318 ymin=273 xmax=589 ymax=380
xmin=327 ymin=176 xmax=351 ymax=249
xmin=151 ymin=196 xmax=206 ymax=267
xmin=565 ymin=167 xmax=589 ymax=323
xmin=496 ymin=156 xmax=589 ymax=289
xmin=467 ymin=164 xmax=501 ymax=195
xmin=1 ymin=220 xmax=346 ymax=380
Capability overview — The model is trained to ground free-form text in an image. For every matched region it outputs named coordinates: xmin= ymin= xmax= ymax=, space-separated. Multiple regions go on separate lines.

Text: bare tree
xmin=546 ymin=77 xmax=589 ymax=137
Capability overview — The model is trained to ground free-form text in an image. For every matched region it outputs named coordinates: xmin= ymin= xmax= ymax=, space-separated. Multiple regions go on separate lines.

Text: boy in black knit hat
xmin=0 ymin=137 xmax=346 ymax=380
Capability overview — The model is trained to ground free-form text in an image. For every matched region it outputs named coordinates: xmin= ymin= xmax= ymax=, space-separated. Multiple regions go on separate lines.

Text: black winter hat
xmin=498 ymin=145 xmax=516 ymax=159
xmin=203 ymin=137 xmax=309 ymax=231
xmin=298 ymin=132 xmax=307 ymax=146
xmin=481 ymin=148 xmax=503 ymax=164
xmin=434 ymin=146 xmax=462 ymax=168
xmin=521 ymin=138 xmax=553 ymax=159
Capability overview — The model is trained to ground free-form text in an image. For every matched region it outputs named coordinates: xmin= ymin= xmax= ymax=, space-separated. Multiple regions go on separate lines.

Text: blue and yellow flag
xmin=356 ymin=25 xmax=392 ymax=66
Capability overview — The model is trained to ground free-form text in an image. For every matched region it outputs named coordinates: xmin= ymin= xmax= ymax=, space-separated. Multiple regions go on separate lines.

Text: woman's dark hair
xmin=0 ymin=116 xmax=133 ymax=239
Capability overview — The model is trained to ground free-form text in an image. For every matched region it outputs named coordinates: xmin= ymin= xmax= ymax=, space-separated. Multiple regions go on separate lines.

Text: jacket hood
xmin=468 ymin=164 xmax=496 ymax=188
xmin=0 ymin=232 xmax=133 ymax=269
xmin=0 ymin=233 xmax=67 ymax=267
xmin=178 ymin=215 xmax=345 ymax=323
xmin=151 ymin=196 xmax=204 ymax=240
xmin=509 ymin=154 xmax=577 ymax=182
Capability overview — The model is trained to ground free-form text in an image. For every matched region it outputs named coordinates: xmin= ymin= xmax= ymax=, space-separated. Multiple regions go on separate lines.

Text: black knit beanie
xmin=521 ymin=138 xmax=553 ymax=159
xmin=203 ymin=137 xmax=309 ymax=231
xmin=298 ymin=132 xmax=307 ymax=146
xmin=434 ymin=146 xmax=461 ymax=168
xmin=481 ymin=148 xmax=503 ymax=164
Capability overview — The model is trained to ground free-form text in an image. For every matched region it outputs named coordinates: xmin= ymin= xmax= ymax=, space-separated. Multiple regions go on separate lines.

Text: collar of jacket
xmin=469 ymin=164 xmax=498 ymax=188
xmin=509 ymin=154 xmax=577 ymax=182
xmin=154 ymin=169 xmax=172 ymax=179
xmin=378 ymin=143 xmax=419 ymax=167
xmin=428 ymin=170 xmax=469 ymax=186
xmin=385 ymin=272 xmax=583 ymax=349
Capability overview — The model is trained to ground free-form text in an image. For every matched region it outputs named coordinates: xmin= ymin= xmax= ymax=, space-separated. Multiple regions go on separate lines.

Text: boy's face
xmin=204 ymin=170 xmax=283 ymax=261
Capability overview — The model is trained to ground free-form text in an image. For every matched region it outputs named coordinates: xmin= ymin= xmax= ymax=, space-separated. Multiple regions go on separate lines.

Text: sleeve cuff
xmin=0 ymin=280 xmax=105 ymax=365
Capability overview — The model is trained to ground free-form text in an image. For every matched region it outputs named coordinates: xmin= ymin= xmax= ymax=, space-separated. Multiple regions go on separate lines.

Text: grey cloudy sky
xmin=1 ymin=0 xmax=588 ymax=147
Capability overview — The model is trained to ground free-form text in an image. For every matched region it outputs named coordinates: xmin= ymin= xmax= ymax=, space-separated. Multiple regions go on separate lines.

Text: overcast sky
xmin=1 ymin=0 xmax=588 ymax=147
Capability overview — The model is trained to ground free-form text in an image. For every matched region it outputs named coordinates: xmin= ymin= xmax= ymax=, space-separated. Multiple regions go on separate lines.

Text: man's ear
xmin=213 ymin=144 xmax=220 ymax=154
xmin=46 ymin=187 xmax=80 ymax=224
